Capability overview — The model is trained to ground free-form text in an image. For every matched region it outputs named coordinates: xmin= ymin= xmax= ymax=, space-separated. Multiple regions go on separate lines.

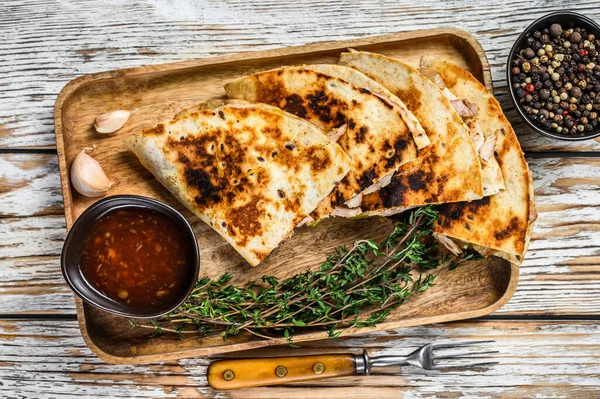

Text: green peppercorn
xmin=551 ymin=72 xmax=560 ymax=81
xmin=564 ymin=82 xmax=573 ymax=90
xmin=577 ymin=125 xmax=585 ymax=132
xmin=522 ymin=62 xmax=531 ymax=72
xmin=564 ymin=41 xmax=571 ymax=48
xmin=579 ymin=80 xmax=587 ymax=89
xmin=553 ymin=95 xmax=561 ymax=103
xmin=570 ymin=97 xmax=578 ymax=104
xmin=586 ymin=103 xmax=593 ymax=111
xmin=560 ymin=92 xmax=568 ymax=100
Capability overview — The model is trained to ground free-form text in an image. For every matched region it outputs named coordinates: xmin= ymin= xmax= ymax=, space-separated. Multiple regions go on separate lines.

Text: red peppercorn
xmin=526 ymin=83 xmax=535 ymax=92
xmin=579 ymin=49 xmax=589 ymax=57
xmin=563 ymin=110 xmax=569 ymax=116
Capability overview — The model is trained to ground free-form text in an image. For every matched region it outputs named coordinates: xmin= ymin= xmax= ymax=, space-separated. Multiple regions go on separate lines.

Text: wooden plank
xmin=0 ymin=153 xmax=63 ymax=217
xmin=2 ymin=0 xmax=600 ymax=149
xmin=0 ymin=154 xmax=598 ymax=316
xmin=0 ymin=319 xmax=597 ymax=398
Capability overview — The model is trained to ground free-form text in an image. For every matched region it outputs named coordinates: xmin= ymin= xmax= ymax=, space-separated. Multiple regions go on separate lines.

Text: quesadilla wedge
xmin=338 ymin=51 xmax=483 ymax=215
xmin=126 ymin=104 xmax=351 ymax=266
xmin=420 ymin=56 xmax=505 ymax=196
xmin=419 ymin=59 xmax=536 ymax=263
xmin=224 ymin=66 xmax=419 ymax=219
xmin=306 ymin=64 xmax=430 ymax=149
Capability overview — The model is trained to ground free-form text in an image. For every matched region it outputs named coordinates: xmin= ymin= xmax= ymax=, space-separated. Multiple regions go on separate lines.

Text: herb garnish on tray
xmin=132 ymin=206 xmax=480 ymax=343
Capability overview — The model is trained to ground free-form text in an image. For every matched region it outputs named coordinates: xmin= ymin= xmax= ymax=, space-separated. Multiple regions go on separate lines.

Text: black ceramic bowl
xmin=507 ymin=11 xmax=600 ymax=141
xmin=61 ymin=195 xmax=200 ymax=318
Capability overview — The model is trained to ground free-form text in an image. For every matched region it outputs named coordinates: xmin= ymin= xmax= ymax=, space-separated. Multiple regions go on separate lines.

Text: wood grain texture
xmin=0 ymin=155 xmax=598 ymax=318
xmin=0 ymin=319 xmax=598 ymax=398
xmin=207 ymin=354 xmax=356 ymax=389
xmin=51 ymin=29 xmax=513 ymax=362
xmin=2 ymin=0 xmax=600 ymax=150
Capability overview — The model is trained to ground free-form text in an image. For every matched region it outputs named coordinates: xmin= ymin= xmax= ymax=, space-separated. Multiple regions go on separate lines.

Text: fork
xmin=207 ymin=340 xmax=498 ymax=390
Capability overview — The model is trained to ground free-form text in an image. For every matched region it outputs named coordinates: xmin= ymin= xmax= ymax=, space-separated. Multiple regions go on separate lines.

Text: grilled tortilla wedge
xmin=306 ymin=64 xmax=430 ymax=149
xmin=225 ymin=66 xmax=419 ymax=220
xmin=338 ymin=51 xmax=483 ymax=215
xmin=126 ymin=104 xmax=351 ymax=266
xmin=422 ymin=60 xmax=536 ymax=263
xmin=420 ymin=56 xmax=505 ymax=196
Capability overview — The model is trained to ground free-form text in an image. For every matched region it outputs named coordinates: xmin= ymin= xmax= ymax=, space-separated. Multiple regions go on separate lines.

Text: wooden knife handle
xmin=207 ymin=354 xmax=356 ymax=390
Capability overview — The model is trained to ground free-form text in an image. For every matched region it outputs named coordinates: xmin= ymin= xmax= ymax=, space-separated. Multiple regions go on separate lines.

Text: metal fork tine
xmin=434 ymin=350 xmax=499 ymax=360
xmin=434 ymin=361 xmax=499 ymax=370
xmin=432 ymin=340 xmax=496 ymax=350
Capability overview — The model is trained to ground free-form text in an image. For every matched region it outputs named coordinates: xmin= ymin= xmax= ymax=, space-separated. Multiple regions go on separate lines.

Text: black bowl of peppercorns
xmin=508 ymin=11 xmax=600 ymax=141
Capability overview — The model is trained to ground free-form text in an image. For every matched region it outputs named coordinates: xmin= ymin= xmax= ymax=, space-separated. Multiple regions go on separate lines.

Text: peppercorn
xmin=525 ymin=83 xmax=535 ymax=92
xmin=523 ymin=48 xmax=535 ymax=59
xmin=569 ymin=103 xmax=578 ymax=113
xmin=550 ymin=23 xmax=563 ymax=37
xmin=564 ymin=41 xmax=572 ymax=48
xmin=570 ymin=86 xmax=583 ymax=97
xmin=539 ymin=89 xmax=550 ymax=100
xmin=590 ymin=111 xmax=598 ymax=119
xmin=570 ymin=31 xmax=582 ymax=43
xmin=522 ymin=62 xmax=531 ymax=72
xmin=551 ymin=72 xmax=560 ymax=81
xmin=580 ymin=117 xmax=589 ymax=125
xmin=511 ymin=67 xmax=521 ymax=75
xmin=524 ymin=94 xmax=533 ymax=102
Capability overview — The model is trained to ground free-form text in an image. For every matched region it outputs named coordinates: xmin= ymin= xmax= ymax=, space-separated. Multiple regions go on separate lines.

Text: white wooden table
xmin=1 ymin=1 xmax=599 ymax=397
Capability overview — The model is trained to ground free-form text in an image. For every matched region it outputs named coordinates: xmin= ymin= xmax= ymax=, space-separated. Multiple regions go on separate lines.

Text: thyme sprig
xmin=133 ymin=206 xmax=480 ymax=343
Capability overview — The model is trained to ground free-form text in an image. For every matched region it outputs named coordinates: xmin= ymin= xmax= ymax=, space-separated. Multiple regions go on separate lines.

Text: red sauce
xmin=80 ymin=208 xmax=191 ymax=307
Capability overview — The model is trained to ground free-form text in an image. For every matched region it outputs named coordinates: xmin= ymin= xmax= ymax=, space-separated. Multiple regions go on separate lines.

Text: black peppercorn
xmin=570 ymin=86 xmax=583 ymax=97
xmin=523 ymin=47 xmax=535 ymax=59
xmin=534 ymin=81 xmax=544 ymax=90
xmin=539 ymin=89 xmax=550 ymax=100
xmin=516 ymin=88 xmax=526 ymax=98
xmin=532 ymin=41 xmax=543 ymax=51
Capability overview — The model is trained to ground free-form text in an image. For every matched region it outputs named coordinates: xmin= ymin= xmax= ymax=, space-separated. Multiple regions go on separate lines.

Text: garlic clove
xmin=70 ymin=147 xmax=114 ymax=197
xmin=94 ymin=110 xmax=132 ymax=133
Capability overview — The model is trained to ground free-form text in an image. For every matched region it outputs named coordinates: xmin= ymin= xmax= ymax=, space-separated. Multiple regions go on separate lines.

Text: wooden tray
xmin=54 ymin=28 xmax=517 ymax=364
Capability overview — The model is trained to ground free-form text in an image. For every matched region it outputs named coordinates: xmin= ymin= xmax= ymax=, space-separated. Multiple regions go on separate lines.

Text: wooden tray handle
xmin=207 ymin=354 xmax=356 ymax=390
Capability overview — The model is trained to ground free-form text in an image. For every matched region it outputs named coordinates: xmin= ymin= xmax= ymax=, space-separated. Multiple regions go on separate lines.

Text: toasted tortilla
xmin=338 ymin=51 xmax=483 ymax=215
xmin=225 ymin=66 xmax=419 ymax=219
xmin=306 ymin=64 xmax=430 ymax=149
xmin=126 ymin=104 xmax=351 ymax=266
xmin=420 ymin=60 xmax=536 ymax=262
xmin=420 ymin=57 xmax=505 ymax=196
